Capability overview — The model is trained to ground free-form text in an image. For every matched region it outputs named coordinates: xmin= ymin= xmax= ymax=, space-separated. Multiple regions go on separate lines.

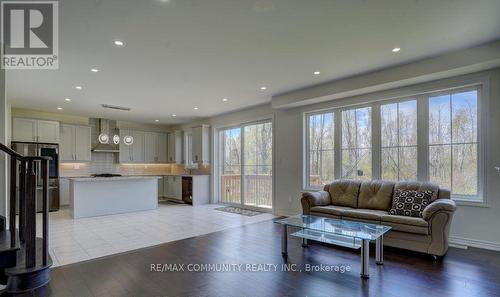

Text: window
xmin=381 ymin=100 xmax=418 ymax=180
xmin=307 ymin=112 xmax=335 ymax=186
xmin=341 ymin=107 xmax=372 ymax=180
xmin=304 ymin=86 xmax=482 ymax=201
xmin=429 ymin=90 xmax=478 ymax=196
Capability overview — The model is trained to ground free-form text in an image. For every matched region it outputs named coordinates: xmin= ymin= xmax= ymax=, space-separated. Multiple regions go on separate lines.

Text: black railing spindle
xmin=41 ymin=160 xmax=49 ymax=265
xmin=9 ymin=156 xmax=17 ymax=247
xmin=25 ymin=160 xmax=37 ymax=268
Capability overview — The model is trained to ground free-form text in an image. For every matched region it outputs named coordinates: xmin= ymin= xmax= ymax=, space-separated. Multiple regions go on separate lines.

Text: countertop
xmin=62 ymin=174 xmax=210 ymax=179
xmin=68 ymin=176 xmax=162 ymax=182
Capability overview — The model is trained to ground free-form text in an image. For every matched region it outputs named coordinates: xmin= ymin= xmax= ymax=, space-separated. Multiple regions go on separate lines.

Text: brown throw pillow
xmin=389 ymin=189 xmax=433 ymax=218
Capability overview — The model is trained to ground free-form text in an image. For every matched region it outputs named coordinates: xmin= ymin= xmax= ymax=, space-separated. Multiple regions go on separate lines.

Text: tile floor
xmin=36 ymin=204 xmax=275 ymax=267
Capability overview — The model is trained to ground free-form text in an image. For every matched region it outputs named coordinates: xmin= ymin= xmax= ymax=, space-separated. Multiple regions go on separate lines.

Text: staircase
xmin=0 ymin=143 xmax=51 ymax=294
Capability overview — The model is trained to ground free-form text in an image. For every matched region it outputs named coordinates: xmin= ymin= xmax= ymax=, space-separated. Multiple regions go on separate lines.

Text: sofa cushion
xmin=381 ymin=214 xmax=429 ymax=235
xmin=358 ymin=180 xmax=395 ymax=210
xmin=310 ymin=205 xmax=353 ymax=217
xmin=389 ymin=189 xmax=432 ymax=218
xmin=342 ymin=208 xmax=388 ymax=221
xmin=328 ymin=180 xmax=361 ymax=208
xmin=394 ymin=181 xmax=440 ymax=201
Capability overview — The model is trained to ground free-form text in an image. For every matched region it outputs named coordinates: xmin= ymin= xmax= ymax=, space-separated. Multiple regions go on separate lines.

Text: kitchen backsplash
xmin=60 ymin=153 xmax=210 ymax=177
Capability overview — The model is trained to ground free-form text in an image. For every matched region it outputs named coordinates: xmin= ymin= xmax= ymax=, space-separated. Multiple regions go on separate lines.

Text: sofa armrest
xmin=422 ymin=199 xmax=456 ymax=221
xmin=301 ymin=191 xmax=331 ymax=215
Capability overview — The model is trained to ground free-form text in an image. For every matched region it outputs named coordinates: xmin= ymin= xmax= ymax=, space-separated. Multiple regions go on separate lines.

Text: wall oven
xmin=11 ymin=142 xmax=60 ymax=212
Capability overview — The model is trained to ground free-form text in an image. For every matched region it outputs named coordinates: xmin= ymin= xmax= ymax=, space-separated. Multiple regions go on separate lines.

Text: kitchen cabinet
xmin=145 ymin=132 xmax=168 ymax=163
xmin=12 ymin=118 xmax=60 ymax=143
xmin=163 ymin=175 xmax=181 ymax=200
xmin=60 ymin=124 xmax=91 ymax=162
xmin=158 ymin=177 xmax=164 ymax=199
xmin=192 ymin=125 xmax=210 ymax=163
xmin=119 ymin=129 xmax=145 ymax=163
xmin=59 ymin=178 xmax=70 ymax=206
xmin=167 ymin=131 xmax=183 ymax=164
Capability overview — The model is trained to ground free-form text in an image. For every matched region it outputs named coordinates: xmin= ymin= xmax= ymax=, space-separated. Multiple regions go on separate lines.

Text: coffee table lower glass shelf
xmin=275 ymin=215 xmax=391 ymax=279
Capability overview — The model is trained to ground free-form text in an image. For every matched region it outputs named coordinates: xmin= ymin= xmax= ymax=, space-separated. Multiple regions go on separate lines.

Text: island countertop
xmin=68 ymin=176 xmax=162 ymax=182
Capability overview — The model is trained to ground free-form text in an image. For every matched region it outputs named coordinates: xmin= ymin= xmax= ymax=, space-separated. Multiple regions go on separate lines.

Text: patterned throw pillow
xmin=389 ymin=189 xmax=433 ymax=218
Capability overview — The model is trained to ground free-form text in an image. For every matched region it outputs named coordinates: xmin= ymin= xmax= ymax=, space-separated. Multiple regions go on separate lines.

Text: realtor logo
xmin=1 ymin=1 xmax=58 ymax=69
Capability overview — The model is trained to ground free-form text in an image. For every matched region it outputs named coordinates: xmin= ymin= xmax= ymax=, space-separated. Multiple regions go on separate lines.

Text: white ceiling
xmin=6 ymin=0 xmax=500 ymax=124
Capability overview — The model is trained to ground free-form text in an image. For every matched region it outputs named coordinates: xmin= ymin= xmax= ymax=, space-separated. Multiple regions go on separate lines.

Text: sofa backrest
xmin=328 ymin=180 xmax=361 ymax=208
xmin=358 ymin=180 xmax=395 ymax=210
xmin=394 ymin=181 xmax=443 ymax=202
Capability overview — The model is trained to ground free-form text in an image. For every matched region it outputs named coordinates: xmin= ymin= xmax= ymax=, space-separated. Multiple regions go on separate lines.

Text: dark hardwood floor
xmin=12 ymin=219 xmax=500 ymax=297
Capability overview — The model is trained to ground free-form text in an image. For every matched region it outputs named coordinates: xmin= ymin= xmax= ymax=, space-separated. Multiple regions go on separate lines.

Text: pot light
xmin=155 ymin=119 xmax=160 ymax=122
xmin=57 ymin=107 xmax=63 ymax=110
xmin=113 ymin=40 xmax=124 ymax=46
xmin=314 ymin=71 xmax=321 ymax=75
xmin=222 ymin=98 xmax=228 ymax=102
xmin=260 ymin=86 xmax=267 ymax=90
xmin=91 ymin=68 xmax=99 ymax=72
xmin=194 ymin=107 xmax=199 ymax=110
xmin=65 ymin=98 xmax=71 ymax=102
xmin=75 ymin=86 xmax=82 ymax=90
xmin=172 ymin=114 xmax=177 ymax=117
xmin=392 ymin=47 xmax=401 ymax=53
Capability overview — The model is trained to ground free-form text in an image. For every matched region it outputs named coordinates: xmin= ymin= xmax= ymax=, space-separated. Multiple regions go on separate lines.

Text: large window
xmin=304 ymin=86 xmax=481 ymax=201
xmin=429 ymin=90 xmax=478 ymax=196
xmin=381 ymin=100 xmax=418 ymax=180
xmin=341 ymin=107 xmax=372 ymax=180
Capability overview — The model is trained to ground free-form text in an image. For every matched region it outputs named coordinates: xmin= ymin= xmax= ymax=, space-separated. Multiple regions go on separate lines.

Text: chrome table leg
xmin=376 ymin=236 xmax=384 ymax=265
xmin=281 ymin=225 xmax=288 ymax=257
xmin=361 ymin=239 xmax=370 ymax=278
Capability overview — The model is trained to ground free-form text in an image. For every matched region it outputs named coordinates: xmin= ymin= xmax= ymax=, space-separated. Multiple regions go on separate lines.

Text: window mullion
xmin=372 ymin=104 xmax=382 ymax=179
xmin=334 ymin=110 xmax=342 ymax=180
xmin=417 ymin=95 xmax=429 ymax=181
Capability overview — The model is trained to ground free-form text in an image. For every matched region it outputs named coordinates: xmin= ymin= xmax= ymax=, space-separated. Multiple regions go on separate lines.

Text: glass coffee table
xmin=275 ymin=215 xmax=391 ymax=278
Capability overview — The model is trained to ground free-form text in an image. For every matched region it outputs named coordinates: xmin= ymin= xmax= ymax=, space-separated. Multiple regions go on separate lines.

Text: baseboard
xmin=273 ymin=210 xmax=299 ymax=217
xmin=449 ymin=236 xmax=500 ymax=252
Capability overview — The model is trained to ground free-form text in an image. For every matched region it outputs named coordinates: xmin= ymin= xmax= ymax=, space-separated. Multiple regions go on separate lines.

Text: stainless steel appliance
xmin=182 ymin=176 xmax=193 ymax=205
xmin=11 ymin=142 xmax=60 ymax=212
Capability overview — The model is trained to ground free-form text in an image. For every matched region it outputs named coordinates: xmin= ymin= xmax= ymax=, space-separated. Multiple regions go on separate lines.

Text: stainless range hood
xmin=90 ymin=118 xmax=120 ymax=153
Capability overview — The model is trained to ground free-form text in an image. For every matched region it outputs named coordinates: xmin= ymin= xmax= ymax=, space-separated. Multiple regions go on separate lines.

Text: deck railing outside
xmin=221 ymin=174 xmax=272 ymax=208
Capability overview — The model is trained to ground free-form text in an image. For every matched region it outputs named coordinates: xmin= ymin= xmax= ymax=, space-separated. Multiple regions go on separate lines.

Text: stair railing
xmin=1 ymin=143 xmax=50 ymax=267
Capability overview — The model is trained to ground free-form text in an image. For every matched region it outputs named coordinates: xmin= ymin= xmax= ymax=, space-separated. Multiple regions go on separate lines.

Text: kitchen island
xmin=69 ymin=176 xmax=160 ymax=219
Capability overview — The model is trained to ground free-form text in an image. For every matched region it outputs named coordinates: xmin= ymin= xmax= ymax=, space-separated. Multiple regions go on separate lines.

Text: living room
xmin=0 ymin=0 xmax=499 ymax=296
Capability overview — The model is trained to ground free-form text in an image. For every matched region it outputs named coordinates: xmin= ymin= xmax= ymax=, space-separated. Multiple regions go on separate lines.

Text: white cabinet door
xmin=163 ymin=176 xmax=170 ymax=197
xmin=131 ymin=130 xmax=145 ymax=163
xmin=168 ymin=131 xmax=183 ymax=164
xmin=12 ymin=118 xmax=37 ymax=142
xmin=158 ymin=177 xmax=164 ymax=198
xmin=37 ymin=120 xmax=60 ymax=143
xmin=192 ymin=125 xmax=209 ymax=163
xmin=59 ymin=125 xmax=75 ymax=161
xmin=59 ymin=178 xmax=70 ymax=205
xmin=157 ymin=133 xmax=167 ymax=163
xmin=74 ymin=126 xmax=91 ymax=161
xmin=144 ymin=132 xmax=157 ymax=163
xmin=119 ymin=129 xmax=132 ymax=163
xmin=175 ymin=176 xmax=182 ymax=200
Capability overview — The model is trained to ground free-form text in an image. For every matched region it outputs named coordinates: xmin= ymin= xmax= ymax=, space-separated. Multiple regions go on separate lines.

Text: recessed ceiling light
xmin=260 ymin=86 xmax=267 ymax=90
xmin=222 ymin=98 xmax=228 ymax=102
xmin=91 ymin=68 xmax=99 ymax=72
xmin=113 ymin=40 xmax=124 ymax=46
xmin=65 ymin=98 xmax=71 ymax=102
xmin=75 ymin=86 xmax=82 ymax=90
xmin=57 ymin=107 xmax=63 ymax=110
xmin=154 ymin=119 xmax=159 ymax=122
xmin=194 ymin=107 xmax=199 ymax=110
xmin=314 ymin=71 xmax=321 ymax=75
xmin=172 ymin=114 xmax=177 ymax=117
xmin=392 ymin=47 xmax=401 ymax=53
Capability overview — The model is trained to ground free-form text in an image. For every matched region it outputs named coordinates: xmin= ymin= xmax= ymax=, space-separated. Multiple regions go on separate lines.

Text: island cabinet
xmin=145 ymin=132 xmax=167 ymax=163
xmin=191 ymin=125 xmax=210 ymax=164
xmin=13 ymin=118 xmax=60 ymax=143
xmin=60 ymin=124 xmax=92 ymax=162
xmin=119 ymin=129 xmax=145 ymax=163
xmin=167 ymin=131 xmax=183 ymax=164
xmin=163 ymin=175 xmax=182 ymax=200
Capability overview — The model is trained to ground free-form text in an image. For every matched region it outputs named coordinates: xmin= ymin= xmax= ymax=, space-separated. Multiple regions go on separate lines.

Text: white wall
xmin=195 ymin=68 xmax=500 ymax=251
xmin=0 ymin=66 xmax=6 ymax=218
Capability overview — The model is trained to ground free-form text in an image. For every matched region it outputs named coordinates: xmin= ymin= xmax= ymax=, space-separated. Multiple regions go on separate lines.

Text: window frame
xmin=303 ymin=84 xmax=485 ymax=203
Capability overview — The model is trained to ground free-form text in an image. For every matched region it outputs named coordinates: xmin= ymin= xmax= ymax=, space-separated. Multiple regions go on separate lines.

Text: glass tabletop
xmin=275 ymin=215 xmax=391 ymax=240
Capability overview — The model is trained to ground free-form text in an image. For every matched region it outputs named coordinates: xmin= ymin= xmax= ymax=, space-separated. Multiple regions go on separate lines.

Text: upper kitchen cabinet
xmin=167 ymin=130 xmax=183 ymax=164
xmin=192 ymin=125 xmax=210 ymax=164
xmin=12 ymin=118 xmax=60 ymax=143
xmin=145 ymin=132 xmax=167 ymax=163
xmin=119 ymin=129 xmax=145 ymax=163
xmin=60 ymin=124 xmax=91 ymax=162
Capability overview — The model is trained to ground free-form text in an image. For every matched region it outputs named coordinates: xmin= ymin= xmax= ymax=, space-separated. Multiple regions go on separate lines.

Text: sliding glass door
xmin=219 ymin=121 xmax=273 ymax=209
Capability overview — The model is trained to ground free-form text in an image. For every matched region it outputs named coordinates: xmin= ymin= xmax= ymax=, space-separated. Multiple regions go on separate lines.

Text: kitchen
xmin=10 ymin=108 xmax=211 ymax=219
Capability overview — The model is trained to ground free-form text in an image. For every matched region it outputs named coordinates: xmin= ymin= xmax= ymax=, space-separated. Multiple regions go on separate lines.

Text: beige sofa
xmin=301 ymin=180 xmax=456 ymax=257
